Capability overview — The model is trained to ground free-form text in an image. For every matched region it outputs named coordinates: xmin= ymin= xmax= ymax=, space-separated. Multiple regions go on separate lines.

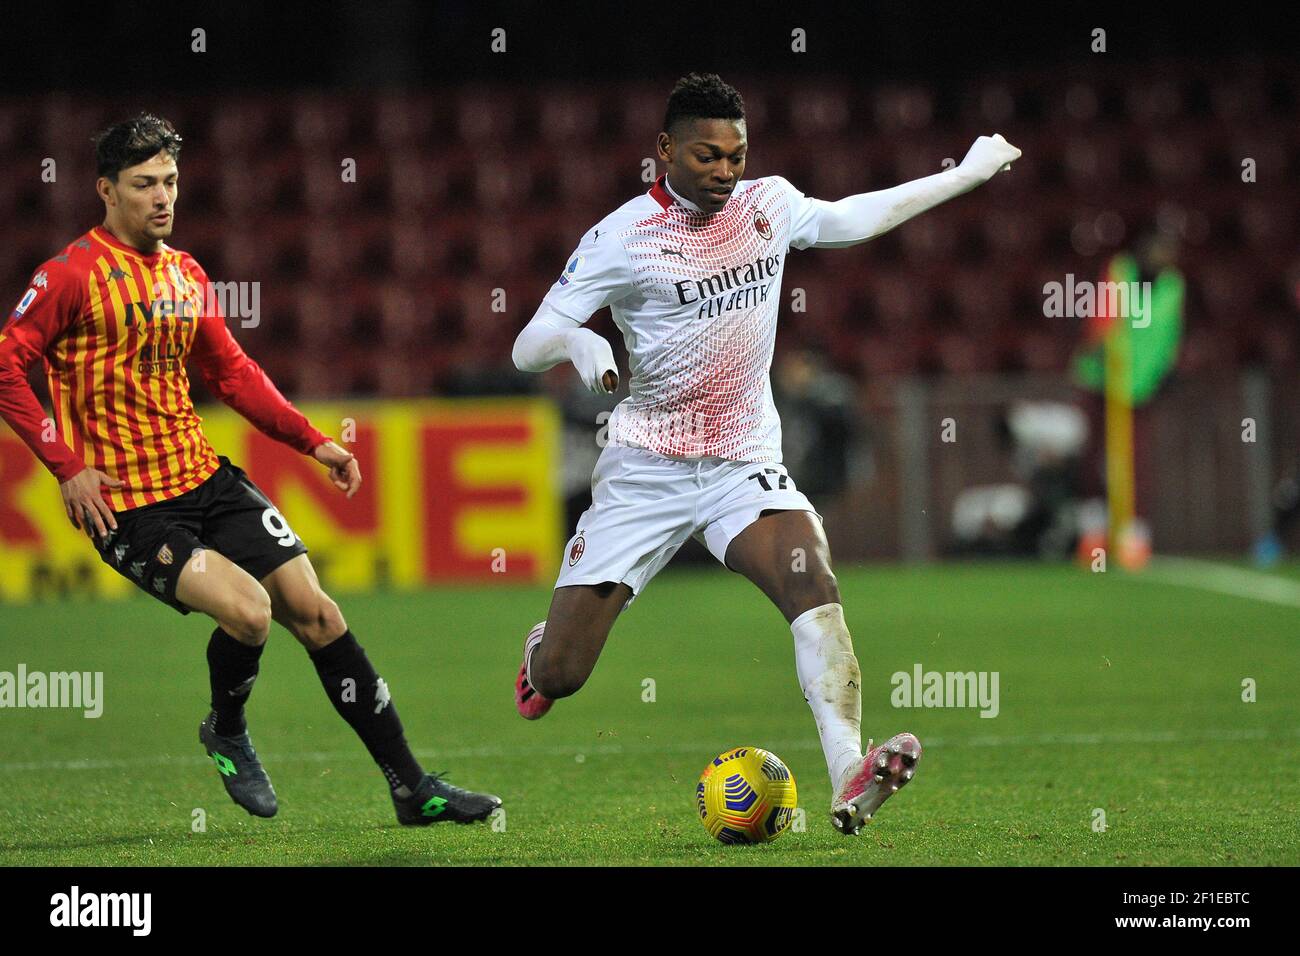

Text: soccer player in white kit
xmin=511 ymin=73 xmax=1020 ymax=834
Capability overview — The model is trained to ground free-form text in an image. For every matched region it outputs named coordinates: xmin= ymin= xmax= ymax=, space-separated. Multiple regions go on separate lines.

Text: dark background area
xmin=1 ymin=1 xmax=1296 ymax=558
xmin=3 ymin=1 xmax=1297 ymax=91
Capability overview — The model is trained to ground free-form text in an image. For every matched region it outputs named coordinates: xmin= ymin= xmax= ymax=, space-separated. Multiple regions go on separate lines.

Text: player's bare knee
xmin=816 ymin=568 xmax=841 ymax=603
xmin=320 ymin=594 xmax=347 ymax=640
xmin=810 ymin=564 xmax=839 ymax=596
xmin=292 ymin=593 xmax=347 ymax=650
xmin=225 ymin=585 xmax=272 ymax=645
xmin=784 ymin=569 xmax=840 ymax=620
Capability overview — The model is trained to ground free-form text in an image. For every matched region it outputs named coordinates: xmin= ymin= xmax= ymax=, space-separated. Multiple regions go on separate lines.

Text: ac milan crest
xmin=753 ymin=210 xmax=772 ymax=240
xmin=568 ymin=534 xmax=586 ymax=567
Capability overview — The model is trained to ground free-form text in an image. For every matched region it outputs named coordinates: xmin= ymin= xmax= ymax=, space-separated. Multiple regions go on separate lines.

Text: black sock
xmin=308 ymin=631 xmax=425 ymax=792
xmin=206 ymin=627 xmax=264 ymax=736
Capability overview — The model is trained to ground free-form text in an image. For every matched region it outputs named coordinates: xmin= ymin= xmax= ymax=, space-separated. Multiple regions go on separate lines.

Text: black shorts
xmin=92 ymin=456 xmax=309 ymax=615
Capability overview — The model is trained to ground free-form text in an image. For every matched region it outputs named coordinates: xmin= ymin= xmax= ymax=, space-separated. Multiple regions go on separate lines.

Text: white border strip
xmin=1143 ymin=557 xmax=1300 ymax=610
xmin=2 ymin=726 xmax=1294 ymax=774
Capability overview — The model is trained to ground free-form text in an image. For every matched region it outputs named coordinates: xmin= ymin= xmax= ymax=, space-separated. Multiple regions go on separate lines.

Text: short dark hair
xmin=663 ymin=73 xmax=745 ymax=136
xmin=94 ymin=113 xmax=183 ymax=180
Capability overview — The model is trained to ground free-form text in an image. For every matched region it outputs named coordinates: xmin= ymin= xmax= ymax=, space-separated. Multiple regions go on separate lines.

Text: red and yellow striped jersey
xmin=0 ymin=226 xmax=327 ymax=512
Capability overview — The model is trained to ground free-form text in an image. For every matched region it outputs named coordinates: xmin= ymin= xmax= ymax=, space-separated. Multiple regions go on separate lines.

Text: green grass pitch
xmin=2 ymin=561 xmax=1297 ymax=866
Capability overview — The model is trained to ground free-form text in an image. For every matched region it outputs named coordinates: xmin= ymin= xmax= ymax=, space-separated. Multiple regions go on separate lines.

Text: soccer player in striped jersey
xmin=512 ymin=74 xmax=1020 ymax=834
xmin=0 ymin=114 xmax=500 ymax=826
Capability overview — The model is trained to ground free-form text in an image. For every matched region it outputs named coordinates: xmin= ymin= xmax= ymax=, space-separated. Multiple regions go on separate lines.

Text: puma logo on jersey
xmin=661 ymin=245 xmax=688 ymax=262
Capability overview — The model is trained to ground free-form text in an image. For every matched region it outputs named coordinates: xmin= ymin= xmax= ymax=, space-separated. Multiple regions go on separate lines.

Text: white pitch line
xmin=1140 ymin=556 xmax=1300 ymax=610
xmin=1 ymin=726 xmax=1295 ymax=774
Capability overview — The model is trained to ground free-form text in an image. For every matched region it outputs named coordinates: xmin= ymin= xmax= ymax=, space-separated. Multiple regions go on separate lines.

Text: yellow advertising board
xmin=0 ymin=398 xmax=561 ymax=604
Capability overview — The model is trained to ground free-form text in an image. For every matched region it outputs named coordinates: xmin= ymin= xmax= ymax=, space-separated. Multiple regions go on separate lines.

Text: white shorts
xmin=554 ymin=443 xmax=821 ymax=603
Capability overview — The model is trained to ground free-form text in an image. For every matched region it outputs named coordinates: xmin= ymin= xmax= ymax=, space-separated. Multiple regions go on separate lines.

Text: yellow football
xmin=697 ymin=746 xmax=798 ymax=844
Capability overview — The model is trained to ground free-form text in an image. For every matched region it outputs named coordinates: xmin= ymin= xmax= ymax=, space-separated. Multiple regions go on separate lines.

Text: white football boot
xmin=831 ymin=732 xmax=922 ymax=835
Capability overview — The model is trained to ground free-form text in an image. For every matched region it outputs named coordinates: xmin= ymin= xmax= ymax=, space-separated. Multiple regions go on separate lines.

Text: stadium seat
xmin=0 ymin=67 xmax=1293 ymax=393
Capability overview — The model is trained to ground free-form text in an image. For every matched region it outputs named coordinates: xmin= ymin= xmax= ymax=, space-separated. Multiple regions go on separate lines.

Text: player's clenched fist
xmin=60 ymin=467 xmax=122 ymax=540
xmin=958 ymin=133 xmax=1022 ymax=181
xmin=313 ymin=440 xmax=362 ymax=498
xmin=563 ymin=328 xmax=619 ymax=394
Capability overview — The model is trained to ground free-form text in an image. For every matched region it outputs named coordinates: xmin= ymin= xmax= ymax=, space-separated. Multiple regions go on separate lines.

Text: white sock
xmin=791 ymin=603 xmax=862 ymax=788
xmin=523 ymin=621 xmax=546 ymax=688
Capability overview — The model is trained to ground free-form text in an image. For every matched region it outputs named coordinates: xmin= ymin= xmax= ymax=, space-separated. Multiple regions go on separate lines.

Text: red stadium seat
xmin=1 ymin=66 xmax=1294 ymax=399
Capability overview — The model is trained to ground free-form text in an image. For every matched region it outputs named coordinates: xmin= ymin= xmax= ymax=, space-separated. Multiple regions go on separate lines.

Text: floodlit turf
xmin=2 ymin=561 xmax=1297 ymax=866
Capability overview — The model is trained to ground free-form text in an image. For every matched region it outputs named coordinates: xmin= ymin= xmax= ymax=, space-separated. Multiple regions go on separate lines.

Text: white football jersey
xmin=541 ymin=174 xmax=824 ymax=463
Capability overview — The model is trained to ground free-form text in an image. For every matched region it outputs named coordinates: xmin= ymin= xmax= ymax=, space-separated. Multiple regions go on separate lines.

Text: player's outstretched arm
xmin=512 ymin=304 xmax=619 ymax=394
xmin=187 ymin=259 xmax=356 ymax=498
xmin=185 ymin=256 xmax=333 ymax=457
xmin=811 ymin=134 xmax=1022 ymax=249
xmin=192 ymin=315 xmax=355 ymax=496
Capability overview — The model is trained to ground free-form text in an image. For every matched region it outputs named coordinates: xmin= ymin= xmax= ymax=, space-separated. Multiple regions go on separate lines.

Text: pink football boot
xmin=831 ymin=732 xmax=922 ymax=835
xmin=514 ymin=622 xmax=553 ymax=720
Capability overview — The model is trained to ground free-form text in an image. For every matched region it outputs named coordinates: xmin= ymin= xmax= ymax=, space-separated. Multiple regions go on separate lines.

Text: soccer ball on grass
xmin=696 ymin=746 xmax=798 ymax=844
